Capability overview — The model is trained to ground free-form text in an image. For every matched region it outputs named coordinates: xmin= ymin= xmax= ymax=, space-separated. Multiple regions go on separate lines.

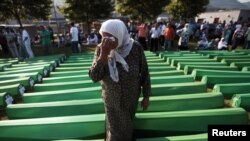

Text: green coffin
xmin=23 ymin=87 xmax=102 ymax=103
xmin=55 ymin=66 xmax=90 ymax=72
xmin=171 ymin=58 xmax=216 ymax=67
xmin=0 ymin=84 xmax=25 ymax=97
xmin=43 ymin=75 xmax=90 ymax=83
xmin=231 ymin=93 xmax=250 ymax=111
xmin=147 ymin=62 xmax=170 ymax=66
xmin=149 ymin=66 xmax=176 ymax=72
xmin=151 ymin=75 xmax=194 ymax=85
xmin=151 ymin=81 xmax=207 ymax=96
xmin=0 ymin=66 xmax=50 ymax=77
xmin=135 ymin=108 xmax=248 ymax=137
xmin=137 ymin=92 xmax=224 ymax=112
xmin=202 ymin=75 xmax=250 ymax=88
xmin=7 ymin=99 xmax=105 ymax=119
xmin=0 ymin=92 xmax=13 ymax=107
xmin=0 ymin=77 xmax=35 ymax=90
xmin=137 ymin=133 xmax=208 ymax=141
xmin=215 ymin=55 xmax=250 ymax=61
xmin=191 ymin=69 xmax=250 ymax=80
xmin=184 ymin=65 xmax=238 ymax=75
xmin=0 ymin=72 xmax=43 ymax=83
xmin=177 ymin=62 xmax=227 ymax=70
xmin=59 ymin=62 xmax=92 ymax=67
xmin=0 ymin=114 xmax=105 ymax=141
xmin=221 ymin=58 xmax=250 ymax=64
xmin=7 ymin=92 xmax=223 ymax=119
xmin=213 ymin=83 xmax=250 ymax=98
xmin=12 ymin=63 xmax=56 ymax=72
xmin=242 ymin=67 xmax=250 ymax=72
xmin=165 ymin=56 xmax=207 ymax=65
xmin=50 ymin=70 xmax=89 ymax=77
xmin=231 ymin=62 xmax=250 ymax=69
xmin=33 ymin=80 xmax=100 ymax=92
xmin=150 ymin=70 xmax=184 ymax=77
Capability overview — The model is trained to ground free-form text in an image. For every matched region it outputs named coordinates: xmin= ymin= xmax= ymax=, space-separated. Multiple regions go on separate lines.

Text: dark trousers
xmin=138 ymin=37 xmax=147 ymax=50
xmin=150 ymin=38 xmax=158 ymax=52
xmin=71 ymin=41 xmax=79 ymax=53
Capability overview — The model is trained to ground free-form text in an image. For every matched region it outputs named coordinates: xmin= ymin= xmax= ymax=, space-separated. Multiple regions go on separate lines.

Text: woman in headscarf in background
xmin=89 ymin=19 xmax=151 ymax=141
xmin=176 ymin=23 xmax=193 ymax=50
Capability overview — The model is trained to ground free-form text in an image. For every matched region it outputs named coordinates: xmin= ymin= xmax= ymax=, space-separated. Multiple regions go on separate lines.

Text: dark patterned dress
xmin=89 ymin=41 xmax=151 ymax=141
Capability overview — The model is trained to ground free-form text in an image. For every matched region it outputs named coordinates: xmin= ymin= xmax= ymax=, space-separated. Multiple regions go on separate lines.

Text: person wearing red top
xmin=163 ymin=23 xmax=175 ymax=51
xmin=137 ymin=23 xmax=148 ymax=50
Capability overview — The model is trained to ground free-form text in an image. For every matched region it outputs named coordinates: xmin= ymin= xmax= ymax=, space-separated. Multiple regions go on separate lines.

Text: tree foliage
xmin=62 ymin=0 xmax=114 ymax=33
xmin=116 ymin=0 xmax=170 ymax=21
xmin=0 ymin=0 xmax=52 ymax=27
xmin=165 ymin=0 xmax=209 ymax=21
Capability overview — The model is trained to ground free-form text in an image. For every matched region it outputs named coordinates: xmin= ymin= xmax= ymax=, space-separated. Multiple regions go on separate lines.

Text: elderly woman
xmin=89 ymin=19 xmax=151 ymax=141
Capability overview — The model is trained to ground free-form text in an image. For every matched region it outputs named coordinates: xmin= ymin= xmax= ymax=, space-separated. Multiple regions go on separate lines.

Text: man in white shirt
xmin=70 ymin=22 xmax=79 ymax=53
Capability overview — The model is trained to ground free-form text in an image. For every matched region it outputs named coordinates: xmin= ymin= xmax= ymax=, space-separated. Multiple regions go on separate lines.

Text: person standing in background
xmin=137 ymin=22 xmax=149 ymax=50
xmin=21 ymin=27 xmax=34 ymax=58
xmin=39 ymin=26 xmax=52 ymax=55
xmin=70 ymin=22 xmax=79 ymax=53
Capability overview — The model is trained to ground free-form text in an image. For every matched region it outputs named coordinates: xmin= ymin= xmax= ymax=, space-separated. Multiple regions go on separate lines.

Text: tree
xmin=116 ymin=0 xmax=170 ymax=21
xmin=0 ymin=0 xmax=52 ymax=27
xmin=165 ymin=0 xmax=209 ymax=21
xmin=62 ymin=0 xmax=114 ymax=33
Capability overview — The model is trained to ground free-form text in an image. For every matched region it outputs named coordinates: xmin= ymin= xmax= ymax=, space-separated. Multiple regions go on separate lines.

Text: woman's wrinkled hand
xmin=98 ymin=37 xmax=117 ymax=63
xmin=141 ymin=97 xmax=149 ymax=111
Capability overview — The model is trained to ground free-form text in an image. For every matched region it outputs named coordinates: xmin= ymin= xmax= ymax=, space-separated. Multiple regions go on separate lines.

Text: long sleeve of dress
xmin=139 ymin=46 xmax=152 ymax=98
xmin=89 ymin=46 xmax=106 ymax=82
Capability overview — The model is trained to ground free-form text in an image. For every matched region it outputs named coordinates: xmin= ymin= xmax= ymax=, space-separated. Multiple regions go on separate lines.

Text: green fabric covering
xmin=202 ymin=75 xmax=250 ymax=88
xmin=230 ymin=62 xmax=250 ymax=69
xmin=0 ymin=77 xmax=35 ymax=90
xmin=231 ymin=93 xmax=250 ymax=111
xmin=146 ymin=58 xmax=165 ymax=63
xmin=13 ymin=62 xmax=56 ymax=71
xmin=149 ymin=66 xmax=176 ymax=72
xmin=0 ymin=114 xmax=106 ymax=141
xmin=8 ymin=92 xmax=223 ymax=119
xmin=221 ymin=58 xmax=250 ymax=64
xmin=147 ymin=62 xmax=170 ymax=66
xmin=0 ymin=92 xmax=13 ymax=107
xmin=59 ymin=62 xmax=92 ymax=67
xmin=0 ymin=84 xmax=25 ymax=97
xmin=151 ymin=81 xmax=207 ymax=96
xmin=7 ymin=99 xmax=105 ymax=119
xmin=43 ymin=75 xmax=90 ymax=83
xmin=0 ymin=63 xmax=12 ymax=71
xmin=65 ymin=60 xmax=93 ymax=63
xmin=55 ymin=66 xmax=90 ymax=72
xmin=0 ymin=67 xmax=50 ymax=77
xmin=137 ymin=133 xmax=208 ymax=141
xmin=23 ymin=87 xmax=102 ymax=103
xmin=137 ymin=92 xmax=224 ymax=112
xmin=34 ymin=80 xmax=100 ymax=92
xmin=241 ymin=67 xmax=250 ymax=72
xmin=151 ymin=75 xmax=194 ymax=84
xmin=50 ymin=70 xmax=89 ymax=77
xmin=171 ymin=58 xmax=216 ymax=67
xmin=150 ymin=70 xmax=184 ymax=77
xmin=213 ymin=83 xmax=250 ymax=98
xmin=177 ymin=62 xmax=227 ymax=70
xmin=135 ymin=108 xmax=248 ymax=137
xmin=192 ymin=69 xmax=250 ymax=80
xmin=0 ymin=72 xmax=43 ymax=83
xmin=215 ymin=55 xmax=250 ymax=61
xmin=165 ymin=56 xmax=206 ymax=65
xmin=184 ymin=65 xmax=238 ymax=75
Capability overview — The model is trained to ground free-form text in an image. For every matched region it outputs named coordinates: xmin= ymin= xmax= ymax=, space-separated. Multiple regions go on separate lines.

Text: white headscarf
xmin=99 ymin=19 xmax=134 ymax=82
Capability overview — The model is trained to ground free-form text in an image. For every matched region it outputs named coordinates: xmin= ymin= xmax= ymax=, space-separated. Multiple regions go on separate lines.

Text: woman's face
xmin=101 ymin=32 xmax=118 ymax=49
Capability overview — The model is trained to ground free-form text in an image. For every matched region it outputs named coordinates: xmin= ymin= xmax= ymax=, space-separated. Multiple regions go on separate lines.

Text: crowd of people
xmin=127 ymin=19 xmax=250 ymax=52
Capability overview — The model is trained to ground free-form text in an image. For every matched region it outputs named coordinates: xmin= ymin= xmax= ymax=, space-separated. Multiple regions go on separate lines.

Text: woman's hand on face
xmin=98 ymin=36 xmax=117 ymax=63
